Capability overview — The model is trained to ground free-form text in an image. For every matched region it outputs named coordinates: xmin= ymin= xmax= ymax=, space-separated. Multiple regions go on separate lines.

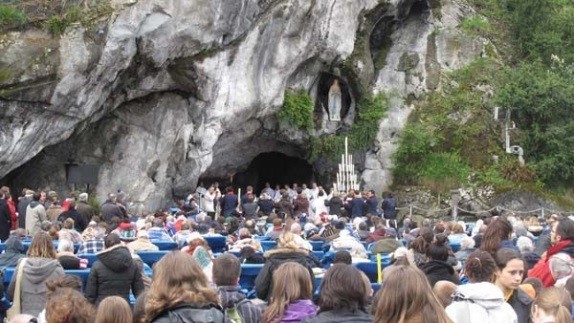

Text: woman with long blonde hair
xmin=530 ymin=287 xmax=571 ymax=323
xmin=374 ymin=265 xmax=452 ymax=323
xmin=262 ymin=262 xmax=317 ymax=323
xmin=95 ymin=296 xmax=133 ymax=323
xmin=144 ymin=251 xmax=225 ymax=322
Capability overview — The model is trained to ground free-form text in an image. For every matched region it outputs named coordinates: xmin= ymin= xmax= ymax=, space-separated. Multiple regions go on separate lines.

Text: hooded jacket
xmin=302 ymin=308 xmax=373 ymax=323
xmin=25 ymin=201 xmax=47 ymax=236
xmin=255 ymin=248 xmax=316 ymax=301
xmin=7 ymin=257 xmax=65 ymax=317
xmin=86 ymin=244 xmax=145 ymax=305
xmin=0 ymin=237 xmax=26 ymax=267
xmin=446 ymin=282 xmax=518 ymax=323
xmin=528 ymin=239 xmax=574 ymax=287
xmin=281 ymin=300 xmax=317 ymax=322
xmin=419 ymin=260 xmax=459 ymax=287
xmin=218 ymin=286 xmax=262 ymax=323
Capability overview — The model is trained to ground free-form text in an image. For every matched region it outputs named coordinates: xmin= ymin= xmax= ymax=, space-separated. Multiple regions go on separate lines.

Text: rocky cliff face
xmin=0 ymin=0 xmax=487 ymax=210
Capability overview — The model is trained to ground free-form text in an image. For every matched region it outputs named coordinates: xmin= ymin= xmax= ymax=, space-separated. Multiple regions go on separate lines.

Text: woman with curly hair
xmin=45 ymin=288 xmax=95 ymax=323
xmin=144 ymin=251 xmax=225 ymax=322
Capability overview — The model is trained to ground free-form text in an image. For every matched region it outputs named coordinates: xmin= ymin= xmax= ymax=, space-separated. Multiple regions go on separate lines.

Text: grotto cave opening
xmin=202 ymin=152 xmax=317 ymax=194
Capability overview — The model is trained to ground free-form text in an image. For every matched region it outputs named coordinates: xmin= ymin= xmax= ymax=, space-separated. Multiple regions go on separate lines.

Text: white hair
xmin=57 ymin=239 xmax=75 ymax=253
xmin=460 ymin=236 xmax=476 ymax=250
xmin=549 ymin=253 xmax=574 ymax=281
xmin=290 ymin=222 xmax=302 ymax=234
xmin=516 ymin=236 xmax=534 ymax=253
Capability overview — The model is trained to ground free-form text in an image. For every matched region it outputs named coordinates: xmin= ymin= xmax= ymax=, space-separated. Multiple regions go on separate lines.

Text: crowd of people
xmin=0 ymin=183 xmax=573 ymax=322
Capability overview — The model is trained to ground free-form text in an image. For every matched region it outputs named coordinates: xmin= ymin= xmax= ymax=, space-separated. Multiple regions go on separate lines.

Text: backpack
xmin=224 ymin=298 xmax=250 ymax=323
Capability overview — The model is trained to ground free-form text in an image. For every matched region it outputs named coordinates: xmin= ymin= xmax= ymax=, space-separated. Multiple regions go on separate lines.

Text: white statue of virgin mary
xmin=328 ymin=79 xmax=342 ymax=121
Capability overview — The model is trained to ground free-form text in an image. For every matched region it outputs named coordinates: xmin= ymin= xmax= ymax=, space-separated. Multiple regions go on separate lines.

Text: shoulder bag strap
xmin=12 ymin=258 xmax=27 ymax=314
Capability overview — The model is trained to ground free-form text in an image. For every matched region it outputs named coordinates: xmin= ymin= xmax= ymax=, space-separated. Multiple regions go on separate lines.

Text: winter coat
xmin=7 ymin=257 xmax=65 ymax=317
xmin=293 ymin=195 xmax=310 ymax=216
xmin=86 ymin=244 xmax=145 ymax=305
xmin=255 ymin=248 xmax=316 ymax=301
xmin=151 ymin=303 xmax=226 ymax=323
xmin=326 ymin=197 xmax=343 ymax=217
xmin=0 ymin=237 xmax=25 ymax=267
xmin=76 ymin=201 xmax=95 ymax=225
xmin=419 ymin=260 xmax=459 ymax=287
xmin=446 ymin=282 xmax=518 ymax=323
xmin=365 ymin=196 xmax=379 ymax=215
xmin=220 ymin=193 xmax=238 ymax=217
xmin=25 ymin=201 xmax=47 ymax=236
xmin=381 ymin=197 xmax=397 ymax=219
xmin=275 ymin=197 xmax=294 ymax=218
xmin=242 ymin=202 xmax=258 ymax=219
xmin=281 ymin=299 xmax=317 ymax=322
xmin=218 ymin=286 xmax=262 ymax=323
xmin=57 ymin=253 xmax=88 ymax=269
xmin=17 ymin=196 xmax=32 ymax=229
xmin=347 ymin=198 xmax=365 ymax=218
xmin=528 ymin=239 xmax=574 ymax=287
xmin=58 ymin=208 xmax=88 ymax=232
xmin=101 ymin=200 xmax=125 ymax=224
xmin=302 ymin=309 xmax=373 ymax=323
xmin=507 ymin=287 xmax=533 ymax=323
xmin=371 ymin=238 xmax=403 ymax=254
xmin=258 ymin=199 xmax=274 ymax=215
xmin=0 ymin=199 xmax=11 ymax=241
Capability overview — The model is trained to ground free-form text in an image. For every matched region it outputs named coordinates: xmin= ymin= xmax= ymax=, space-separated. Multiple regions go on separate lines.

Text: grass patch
xmin=0 ymin=5 xmax=26 ymax=29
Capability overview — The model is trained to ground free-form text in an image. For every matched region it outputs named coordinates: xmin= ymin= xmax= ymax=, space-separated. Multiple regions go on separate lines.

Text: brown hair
xmin=262 ymin=262 xmax=313 ymax=323
xmin=374 ymin=265 xmax=452 ymax=323
xmin=96 ymin=296 xmax=133 ymax=323
xmin=317 ymin=264 xmax=368 ymax=313
xmin=46 ymin=275 xmax=83 ymax=296
xmin=45 ymin=288 xmax=95 ymax=323
xmin=144 ymin=251 xmax=219 ymax=321
xmin=213 ymin=253 xmax=241 ymax=286
xmin=531 ymin=287 xmax=571 ymax=323
xmin=27 ymin=231 xmax=57 ymax=259
xmin=464 ymin=250 xmax=497 ymax=283
xmin=63 ymin=218 xmax=75 ymax=230
xmin=480 ymin=218 xmax=513 ymax=254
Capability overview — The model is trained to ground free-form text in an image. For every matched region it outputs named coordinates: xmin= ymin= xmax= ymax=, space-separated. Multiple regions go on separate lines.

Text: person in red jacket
xmin=528 ymin=217 xmax=574 ymax=287
xmin=1 ymin=186 xmax=17 ymax=230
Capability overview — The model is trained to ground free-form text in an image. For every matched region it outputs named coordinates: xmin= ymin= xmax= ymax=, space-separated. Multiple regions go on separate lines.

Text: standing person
xmin=17 ymin=189 xmax=34 ymax=229
xmin=302 ymin=264 xmax=373 ymax=322
xmin=0 ymin=191 xmax=12 ymax=241
xmin=203 ymin=186 xmax=219 ymax=220
xmin=213 ymin=254 xmax=262 ymax=323
xmin=101 ymin=193 xmax=124 ymax=224
xmin=221 ymin=186 xmax=239 ymax=218
xmin=381 ymin=192 xmax=397 ymax=228
xmin=262 ymin=262 xmax=317 ymax=323
xmin=58 ymin=200 xmax=88 ymax=233
xmin=365 ymin=190 xmax=379 ymax=216
xmin=1 ymin=187 xmax=17 ymax=230
xmin=25 ymin=192 xmax=47 ymax=236
xmin=529 ymin=218 xmax=574 ymax=287
xmin=494 ymin=248 xmax=533 ymax=323
xmin=374 ymin=265 xmax=452 ymax=323
xmin=346 ymin=191 xmax=365 ymax=219
xmin=143 ymin=251 xmax=226 ymax=322
xmin=325 ymin=192 xmax=343 ymax=217
xmin=7 ymin=231 xmax=65 ymax=317
xmin=86 ymin=233 xmax=145 ymax=306
xmin=76 ymin=193 xmax=95 ymax=225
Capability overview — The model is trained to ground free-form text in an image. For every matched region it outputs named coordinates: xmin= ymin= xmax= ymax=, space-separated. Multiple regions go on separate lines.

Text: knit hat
xmin=119 ymin=222 xmax=136 ymax=242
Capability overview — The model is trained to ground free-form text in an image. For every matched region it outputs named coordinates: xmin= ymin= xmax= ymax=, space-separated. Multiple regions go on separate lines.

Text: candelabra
xmin=334 ymin=137 xmax=359 ymax=193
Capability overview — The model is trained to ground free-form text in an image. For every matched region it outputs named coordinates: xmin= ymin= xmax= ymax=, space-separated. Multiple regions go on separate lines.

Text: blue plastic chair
xmin=151 ymin=241 xmax=178 ymax=251
xmin=260 ymin=240 xmax=277 ymax=252
xmin=311 ymin=251 xmax=324 ymax=260
xmin=309 ymin=241 xmax=324 ymax=251
xmin=450 ymin=243 xmax=461 ymax=253
xmin=65 ymin=269 xmax=91 ymax=290
xmin=371 ymin=283 xmax=382 ymax=294
xmin=77 ymin=254 xmax=99 ymax=267
xmin=204 ymin=236 xmax=227 ymax=253
xmin=354 ymin=262 xmax=379 ymax=283
xmin=136 ymin=251 xmax=170 ymax=267
xmin=239 ymin=264 xmax=264 ymax=293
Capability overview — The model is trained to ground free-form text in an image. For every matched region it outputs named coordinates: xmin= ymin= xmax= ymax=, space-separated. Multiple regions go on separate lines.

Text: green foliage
xmin=45 ymin=5 xmax=82 ymax=35
xmin=88 ymin=196 xmax=102 ymax=217
xmin=0 ymin=5 xmax=26 ymax=28
xmin=495 ymin=60 xmax=574 ymax=186
xmin=309 ymin=93 xmax=389 ymax=161
xmin=392 ymin=58 xmax=504 ymax=192
xmin=278 ymin=90 xmax=314 ymax=132
xmin=460 ymin=16 xmax=492 ymax=37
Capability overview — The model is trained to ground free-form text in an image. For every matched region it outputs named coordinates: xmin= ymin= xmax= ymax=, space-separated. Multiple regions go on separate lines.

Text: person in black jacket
xmin=255 ymin=231 xmax=317 ymax=301
xmin=86 ymin=233 xmax=144 ymax=306
xmin=381 ymin=192 xmax=397 ymax=228
xmin=144 ymin=251 xmax=226 ymax=323
xmin=420 ymin=234 xmax=459 ymax=287
xmin=0 ymin=191 xmax=11 ymax=242
xmin=57 ymin=200 xmax=87 ymax=232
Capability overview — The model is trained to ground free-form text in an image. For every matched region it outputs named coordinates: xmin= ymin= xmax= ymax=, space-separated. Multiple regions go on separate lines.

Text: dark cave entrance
xmin=231 ymin=152 xmax=316 ymax=194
